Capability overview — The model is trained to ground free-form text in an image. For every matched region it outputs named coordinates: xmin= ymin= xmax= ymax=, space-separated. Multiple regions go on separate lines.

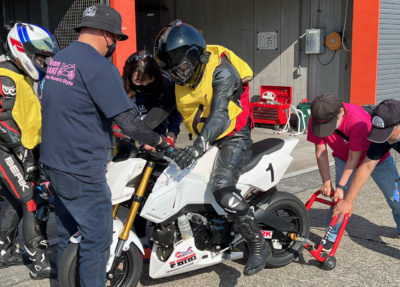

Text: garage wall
xmin=2 ymin=0 xmax=353 ymax=105
xmin=376 ymin=0 xmax=400 ymax=103
xmin=150 ymin=0 xmax=352 ymax=105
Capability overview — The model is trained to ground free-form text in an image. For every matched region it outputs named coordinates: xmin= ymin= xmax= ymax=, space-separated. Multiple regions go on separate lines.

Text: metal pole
xmin=2 ymin=0 xmax=7 ymax=27
xmin=40 ymin=0 xmax=49 ymax=30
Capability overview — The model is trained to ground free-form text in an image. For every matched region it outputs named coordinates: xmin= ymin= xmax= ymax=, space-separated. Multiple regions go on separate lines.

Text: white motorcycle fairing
xmin=149 ymin=237 xmax=243 ymax=279
xmin=141 ymin=138 xmax=299 ymax=224
xmin=107 ymin=158 xmax=147 ymax=205
xmin=141 ymin=146 xmax=224 ymax=223
xmin=237 ymin=137 xmax=298 ymax=192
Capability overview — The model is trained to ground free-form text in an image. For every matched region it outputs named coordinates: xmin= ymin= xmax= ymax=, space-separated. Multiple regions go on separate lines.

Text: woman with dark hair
xmin=116 ymin=51 xmax=182 ymax=258
xmin=121 ymin=50 xmax=182 ymax=147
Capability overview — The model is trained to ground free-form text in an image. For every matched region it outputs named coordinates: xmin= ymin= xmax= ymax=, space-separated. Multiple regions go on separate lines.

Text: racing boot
xmin=25 ymin=237 xmax=57 ymax=280
xmin=0 ymin=228 xmax=25 ymax=269
xmin=233 ymin=209 xmax=271 ymax=276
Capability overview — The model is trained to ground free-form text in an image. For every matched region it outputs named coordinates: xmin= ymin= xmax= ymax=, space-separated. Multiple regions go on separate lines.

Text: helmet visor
xmin=24 ymin=34 xmax=60 ymax=76
xmin=168 ymin=59 xmax=194 ymax=86
xmin=28 ymin=34 xmax=60 ymax=57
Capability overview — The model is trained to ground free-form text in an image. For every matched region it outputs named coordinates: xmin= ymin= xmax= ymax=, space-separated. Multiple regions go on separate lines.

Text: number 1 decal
xmin=266 ymin=163 xmax=274 ymax=182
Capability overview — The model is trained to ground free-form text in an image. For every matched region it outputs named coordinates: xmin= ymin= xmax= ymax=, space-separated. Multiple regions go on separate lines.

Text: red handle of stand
xmin=305 ymin=190 xmax=337 ymax=210
xmin=304 ymin=190 xmax=350 ymax=262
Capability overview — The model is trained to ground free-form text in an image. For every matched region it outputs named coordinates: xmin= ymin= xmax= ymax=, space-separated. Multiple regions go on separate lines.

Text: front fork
xmin=106 ymin=160 xmax=155 ymax=280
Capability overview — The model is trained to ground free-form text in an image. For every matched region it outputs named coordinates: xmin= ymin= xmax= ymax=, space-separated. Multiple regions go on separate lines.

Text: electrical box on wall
xmin=305 ymin=29 xmax=326 ymax=54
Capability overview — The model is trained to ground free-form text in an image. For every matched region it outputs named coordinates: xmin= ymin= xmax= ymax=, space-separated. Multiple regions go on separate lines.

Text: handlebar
xmin=147 ymin=145 xmax=183 ymax=168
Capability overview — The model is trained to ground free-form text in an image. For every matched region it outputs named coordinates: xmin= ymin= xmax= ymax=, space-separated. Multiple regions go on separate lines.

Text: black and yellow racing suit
xmin=175 ymin=45 xmax=254 ymax=217
xmin=0 ymin=60 xmax=48 ymax=265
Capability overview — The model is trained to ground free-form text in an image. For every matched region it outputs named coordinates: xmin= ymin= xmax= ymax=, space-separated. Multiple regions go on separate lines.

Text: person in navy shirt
xmin=40 ymin=5 xmax=170 ymax=286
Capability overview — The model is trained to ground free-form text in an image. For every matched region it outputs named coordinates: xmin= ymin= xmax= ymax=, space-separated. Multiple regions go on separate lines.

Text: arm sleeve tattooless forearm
xmin=114 ymin=108 xmax=160 ymax=148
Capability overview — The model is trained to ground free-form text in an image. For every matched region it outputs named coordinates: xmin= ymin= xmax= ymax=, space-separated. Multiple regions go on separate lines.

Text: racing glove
xmin=171 ymin=136 xmax=209 ymax=170
xmin=14 ymin=146 xmax=37 ymax=181
xmin=33 ymin=172 xmax=53 ymax=223
xmin=176 ymin=146 xmax=204 ymax=169
xmin=155 ymin=136 xmax=186 ymax=168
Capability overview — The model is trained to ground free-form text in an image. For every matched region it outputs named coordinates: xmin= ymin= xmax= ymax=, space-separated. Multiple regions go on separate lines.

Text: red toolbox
xmin=252 ymin=85 xmax=292 ymax=128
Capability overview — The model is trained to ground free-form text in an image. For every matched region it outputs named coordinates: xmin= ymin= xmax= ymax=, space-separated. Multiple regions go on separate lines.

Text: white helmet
xmin=6 ymin=23 xmax=60 ymax=81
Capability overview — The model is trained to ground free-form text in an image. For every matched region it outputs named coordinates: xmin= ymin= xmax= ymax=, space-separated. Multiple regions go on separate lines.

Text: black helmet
xmin=154 ymin=20 xmax=208 ymax=87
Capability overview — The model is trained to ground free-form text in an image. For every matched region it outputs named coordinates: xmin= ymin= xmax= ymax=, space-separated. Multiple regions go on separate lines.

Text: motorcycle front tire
xmin=58 ymin=242 xmax=143 ymax=287
xmin=258 ymin=191 xmax=310 ymax=268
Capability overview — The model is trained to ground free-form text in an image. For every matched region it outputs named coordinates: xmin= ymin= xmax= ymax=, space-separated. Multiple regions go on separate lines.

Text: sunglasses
xmin=126 ymin=53 xmax=153 ymax=63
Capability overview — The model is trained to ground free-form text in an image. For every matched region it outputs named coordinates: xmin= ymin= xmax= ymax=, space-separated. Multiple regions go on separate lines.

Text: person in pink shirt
xmin=308 ymin=93 xmax=396 ymax=251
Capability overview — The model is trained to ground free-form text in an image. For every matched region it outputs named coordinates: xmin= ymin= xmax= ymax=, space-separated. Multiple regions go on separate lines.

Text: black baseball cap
xmin=311 ymin=93 xmax=341 ymax=137
xmin=368 ymin=99 xmax=400 ymax=143
xmin=74 ymin=4 xmax=128 ymax=41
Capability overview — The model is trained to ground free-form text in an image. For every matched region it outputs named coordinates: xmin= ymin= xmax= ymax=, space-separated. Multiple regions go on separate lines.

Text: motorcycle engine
xmin=152 ymin=216 xmax=231 ymax=261
xmin=192 ymin=219 xmax=229 ymax=251
xmin=152 ymin=224 xmax=179 ymax=249
xmin=152 ymin=224 xmax=179 ymax=261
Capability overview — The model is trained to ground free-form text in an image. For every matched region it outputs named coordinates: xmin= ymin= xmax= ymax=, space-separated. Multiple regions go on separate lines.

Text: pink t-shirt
xmin=307 ymin=103 xmax=390 ymax=166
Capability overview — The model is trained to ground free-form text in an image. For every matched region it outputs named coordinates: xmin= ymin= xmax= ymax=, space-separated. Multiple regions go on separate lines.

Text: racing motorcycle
xmin=57 ymin=137 xmax=310 ymax=287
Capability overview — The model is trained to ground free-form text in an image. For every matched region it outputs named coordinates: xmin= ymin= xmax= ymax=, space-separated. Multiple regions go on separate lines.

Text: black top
xmin=367 ymin=141 xmax=400 ymax=160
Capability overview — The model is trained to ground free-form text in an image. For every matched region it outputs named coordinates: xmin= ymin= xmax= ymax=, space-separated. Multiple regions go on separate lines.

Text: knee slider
xmin=213 ymin=186 xmax=249 ymax=216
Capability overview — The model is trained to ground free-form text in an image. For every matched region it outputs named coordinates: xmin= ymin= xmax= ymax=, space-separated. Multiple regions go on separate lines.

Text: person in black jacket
xmin=118 ymin=50 xmax=182 ymax=258
xmin=122 ymin=50 xmax=182 ymax=146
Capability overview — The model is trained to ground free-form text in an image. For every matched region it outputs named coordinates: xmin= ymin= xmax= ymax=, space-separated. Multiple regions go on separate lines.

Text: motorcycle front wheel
xmin=258 ymin=191 xmax=310 ymax=268
xmin=58 ymin=242 xmax=143 ymax=287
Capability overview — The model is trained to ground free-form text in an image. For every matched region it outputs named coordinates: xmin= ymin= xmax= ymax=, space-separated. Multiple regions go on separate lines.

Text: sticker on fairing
xmin=261 ymin=230 xmax=273 ymax=239
xmin=168 ymin=253 xmax=197 ymax=271
xmin=175 ymin=247 xmax=194 ymax=258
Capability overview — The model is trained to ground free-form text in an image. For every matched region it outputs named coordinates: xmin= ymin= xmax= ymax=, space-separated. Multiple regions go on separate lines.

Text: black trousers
xmin=0 ymin=147 xmax=46 ymax=250
xmin=211 ymin=123 xmax=253 ymax=193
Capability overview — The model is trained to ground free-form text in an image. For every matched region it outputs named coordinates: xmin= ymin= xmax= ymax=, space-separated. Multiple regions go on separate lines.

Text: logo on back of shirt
xmin=56 ymin=63 xmax=76 ymax=80
xmin=372 ymin=116 xmax=385 ymax=128
xmin=45 ymin=59 xmax=75 ymax=86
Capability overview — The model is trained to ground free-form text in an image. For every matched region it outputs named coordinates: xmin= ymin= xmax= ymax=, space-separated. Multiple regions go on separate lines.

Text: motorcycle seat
xmin=243 ymin=138 xmax=285 ymax=173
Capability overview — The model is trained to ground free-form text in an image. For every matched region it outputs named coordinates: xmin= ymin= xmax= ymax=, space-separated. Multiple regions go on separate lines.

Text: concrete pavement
xmin=2 ymin=124 xmax=400 ymax=287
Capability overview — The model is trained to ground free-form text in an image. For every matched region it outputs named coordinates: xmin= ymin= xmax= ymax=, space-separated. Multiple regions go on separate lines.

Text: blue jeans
xmin=43 ymin=166 xmax=113 ymax=287
xmin=326 ymin=155 xmax=400 ymax=241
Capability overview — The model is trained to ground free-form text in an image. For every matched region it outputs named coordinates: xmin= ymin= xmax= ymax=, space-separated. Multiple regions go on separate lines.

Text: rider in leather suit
xmin=154 ymin=20 xmax=271 ymax=276
xmin=0 ymin=22 xmax=59 ymax=279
